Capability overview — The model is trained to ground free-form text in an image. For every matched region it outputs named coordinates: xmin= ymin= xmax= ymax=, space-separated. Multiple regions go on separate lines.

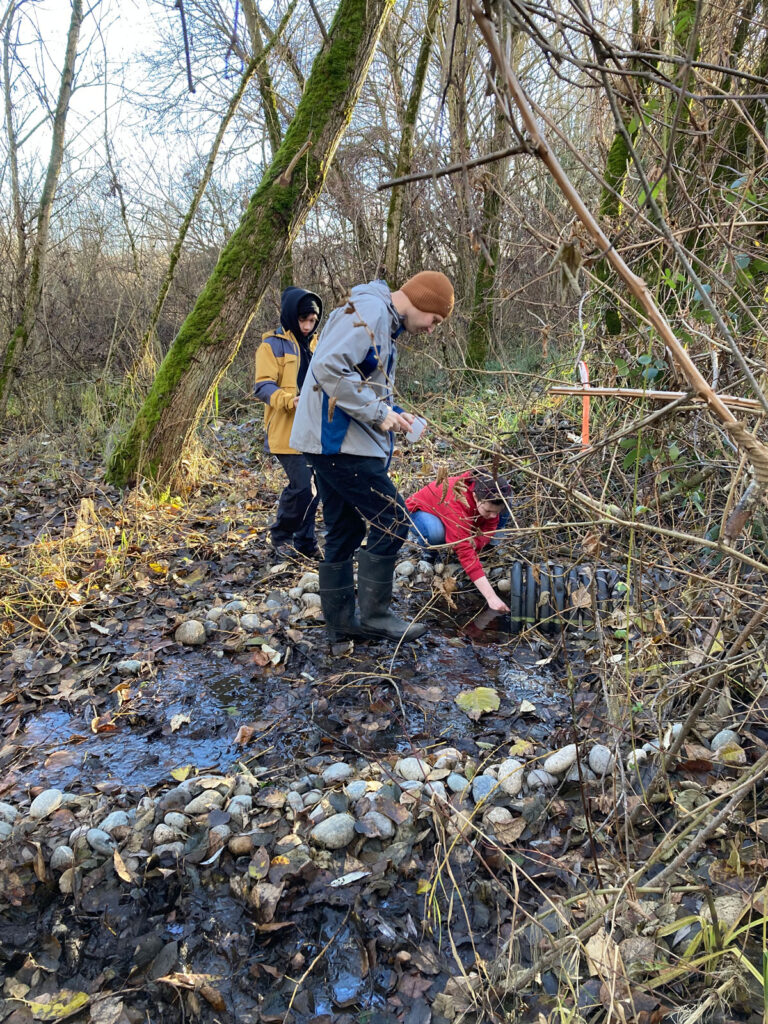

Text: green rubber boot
xmin=318 ymin=561 xmax=365 ymax=642
xmin=356 ymin=549 xmax=427 ymax=642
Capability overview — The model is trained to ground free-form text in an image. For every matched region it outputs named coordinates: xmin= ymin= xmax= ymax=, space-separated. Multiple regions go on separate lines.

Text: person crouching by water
xmin=406 ymin=469 xmax=511 ymax=613
xmin=254 ymin=287 xmax=323 ymax=560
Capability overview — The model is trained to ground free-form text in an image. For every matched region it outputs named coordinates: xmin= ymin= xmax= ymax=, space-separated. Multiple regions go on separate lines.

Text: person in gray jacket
xmin=290 ymin=271 xmax=454 ymax=643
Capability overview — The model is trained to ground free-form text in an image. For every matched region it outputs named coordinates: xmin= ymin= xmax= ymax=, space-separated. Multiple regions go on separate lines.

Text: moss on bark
xmin=107 ymin=0 xmax=395 ymax=487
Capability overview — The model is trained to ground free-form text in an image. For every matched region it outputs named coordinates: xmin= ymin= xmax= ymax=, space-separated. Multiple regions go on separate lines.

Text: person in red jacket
xmin=406 ymin=469 xmax=511 ymax=612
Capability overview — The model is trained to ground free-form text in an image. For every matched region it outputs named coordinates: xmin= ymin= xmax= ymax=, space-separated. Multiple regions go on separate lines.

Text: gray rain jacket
xmin=289 ymin=280 xmax=404 ymax=460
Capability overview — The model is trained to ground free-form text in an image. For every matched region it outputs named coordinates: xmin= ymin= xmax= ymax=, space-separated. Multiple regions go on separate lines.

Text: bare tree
xmin=0 ymin=0 xmax=84 ymax=416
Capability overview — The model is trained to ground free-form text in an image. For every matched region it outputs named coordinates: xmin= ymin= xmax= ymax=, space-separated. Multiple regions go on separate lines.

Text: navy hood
xmin=280 ymin=286 xmax=323 ymax=344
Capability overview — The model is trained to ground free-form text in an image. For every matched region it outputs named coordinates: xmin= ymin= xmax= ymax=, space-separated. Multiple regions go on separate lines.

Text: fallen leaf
xmin=329 ymin=870 xmax=371 ymax=888
xmin=90 ymin=714 xmax=117 ymax=734
xmin=89 ymin=995 xmax=128 ymax=1024
xmin=570 ymin=584 xmax=592 ymax=610
xmin=113 ymin=848 xmax=136 ymax=884
xmin=251 ymin=881 xmax=284 ymax=923
xmin=582 ymin=531 xmax=602 ymax=559
xmin=717 ymin=743 xmax=747 ymax=765
xmin=170 ymin=713 xmax=191 ymax=733
xmin=494 ymin=817 xmax=527 ymax=844
xmin=26 ymin=989 xmax=90 ymax=1021
xmin=585 ymin=927 xmax=621 ymax=982
xmin=157 ymin=973 xmax=225 ymax=1009
xmin=233 ymin=725 xmax=255 ymax=746
xmin=433 ymin=575 xmax=458 ymax=610
xmin=398 ymin=972 xmax=433 ymax=999
xmin=249 ymin=847 xmax=270 ymax=880
xmin=170 ymin=765 xmax=193 ymax=782
xmin=455 ymin=686 xmax=500 ymax=720
xmin=31 ymin=841 xmax=47 ymax=883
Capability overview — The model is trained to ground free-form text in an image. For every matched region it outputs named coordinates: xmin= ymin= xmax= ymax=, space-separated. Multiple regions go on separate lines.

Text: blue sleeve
xmin=254 ymin=380 xmax=279 ymax=403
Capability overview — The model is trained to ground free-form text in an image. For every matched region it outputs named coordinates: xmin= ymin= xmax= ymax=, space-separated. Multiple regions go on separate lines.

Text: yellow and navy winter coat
xmin=254 ymin=287 xmax=321 ymax=454
xmin=254 ymin=328 xmax=319 ymax=453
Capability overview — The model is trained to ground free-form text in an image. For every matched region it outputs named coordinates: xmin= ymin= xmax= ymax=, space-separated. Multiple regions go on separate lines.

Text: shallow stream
xmin=14 ymin=608 xmax=562 ymax=792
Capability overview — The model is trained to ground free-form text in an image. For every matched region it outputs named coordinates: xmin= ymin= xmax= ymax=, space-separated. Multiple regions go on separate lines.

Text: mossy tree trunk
xmin=383 ymin=0 xmax=442 ymax=284
xmin=465 ymin=105 xmax=509 ymax=371
xmin=0 ymin=0 xmax=83 ymax=418
xmin=441 ymin=0 xmax=473 ymax=301
xmin=596 ymin=0 xmax=650 ymax=333
xmin=106 ymin=0 xmax=395 ymax=487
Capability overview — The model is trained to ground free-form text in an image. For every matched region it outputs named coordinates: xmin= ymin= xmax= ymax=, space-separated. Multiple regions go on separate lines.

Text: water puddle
xmin=13 ymin=608 xmax=561 ymax=790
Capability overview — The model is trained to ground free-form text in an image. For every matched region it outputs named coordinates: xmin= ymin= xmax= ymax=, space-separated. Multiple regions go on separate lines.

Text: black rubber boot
xmin=356 ymin=549 xmax=427 ymax=642
xmin=318 ymin=561 xmax=364 ymax=642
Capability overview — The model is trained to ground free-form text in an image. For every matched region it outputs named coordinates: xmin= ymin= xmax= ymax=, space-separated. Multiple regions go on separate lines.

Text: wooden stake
xmin=550 ymin=385 xmax=763 ymax=412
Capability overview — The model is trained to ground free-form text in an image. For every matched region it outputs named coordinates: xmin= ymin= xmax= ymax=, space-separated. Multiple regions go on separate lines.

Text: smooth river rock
xmin=446 ymin=773 xmax=469 ymax=793
xmin=86 ymin=828 xmax=115 ymax=855
xmin=358 ymin=810 xmax=395 ymax=840
xmin=29 ymin=789 xmax=64 ymax=819
xmin=472 ymin=774 xmax=497 ymax=803
xmin=711 ymin=728 xmax=740 ymax=751
xmin=116 ymin=659 xmax=143 ymax=676
xmin=0 ymin=802 xmax=18 ymax=824
xmin=344 ymin=780 xmax=368 ymax=801
xmin=99 ymin=810 xmax=130 ymax=834
xmin=50 ymin=845 xmax=75 ymax=871
xmin=497 ymin=758 xmax=525 ymax=797
xmin=185 ymin=791 xmax=225 ymax=815
xmin=310 ymin=813 xmax=356 ymax=850
xmin=543 ymin=744 xmax=578 ymax=774
xmin=175 ymin=620 xmax=207 ymax=645
xmin=322 ymin=763 xmax=354 ymax=786
xmin=526 ymin=769 xmax=557 ymax=789
xmin=395 ymin=757 xmax=429 ymax=782
xmin=588 ymin=744 xmax=614 ymax=776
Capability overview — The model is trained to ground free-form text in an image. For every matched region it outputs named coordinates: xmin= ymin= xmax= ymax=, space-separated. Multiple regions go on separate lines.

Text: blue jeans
xmin=409 ymin=510 xmax=446 ymax=552
xmin=491 ymin=509 xmax=509 ymax=546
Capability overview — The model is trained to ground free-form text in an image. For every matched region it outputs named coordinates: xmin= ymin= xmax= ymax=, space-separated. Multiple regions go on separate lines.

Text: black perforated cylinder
xmin=508 ymin=563 xmax=620 ymax=633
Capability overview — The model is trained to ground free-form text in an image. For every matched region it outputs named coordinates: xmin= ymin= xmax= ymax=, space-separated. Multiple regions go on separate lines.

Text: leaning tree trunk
xmin=0 ymin=0 xmax=83 ymax=418
xmin=106 ymin=0 xmax=395 ymax=487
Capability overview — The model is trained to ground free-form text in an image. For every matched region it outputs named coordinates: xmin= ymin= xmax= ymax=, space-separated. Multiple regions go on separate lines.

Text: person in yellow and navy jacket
xmin=254 ymin=286 xmax=323 ymax=560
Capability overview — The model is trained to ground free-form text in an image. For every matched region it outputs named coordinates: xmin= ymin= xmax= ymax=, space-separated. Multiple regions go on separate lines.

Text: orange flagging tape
xmin=577 ymin=360 xmax=590 ymax=447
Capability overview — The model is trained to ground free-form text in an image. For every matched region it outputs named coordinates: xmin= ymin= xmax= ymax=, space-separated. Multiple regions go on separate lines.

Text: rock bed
xmin=170 ymin=561 xmax=510 ymax=647
xmin=1 ymin=724 xmax=749 ymax=900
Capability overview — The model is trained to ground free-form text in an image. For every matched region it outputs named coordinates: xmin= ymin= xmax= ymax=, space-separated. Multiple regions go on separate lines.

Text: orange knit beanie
xmin=400 ymin=271 xmax=454 ymax=319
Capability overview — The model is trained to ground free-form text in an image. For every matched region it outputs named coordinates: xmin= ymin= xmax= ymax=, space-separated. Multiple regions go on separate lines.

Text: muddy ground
xmin=1 ymin=424 xmax=767 ymax=1024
